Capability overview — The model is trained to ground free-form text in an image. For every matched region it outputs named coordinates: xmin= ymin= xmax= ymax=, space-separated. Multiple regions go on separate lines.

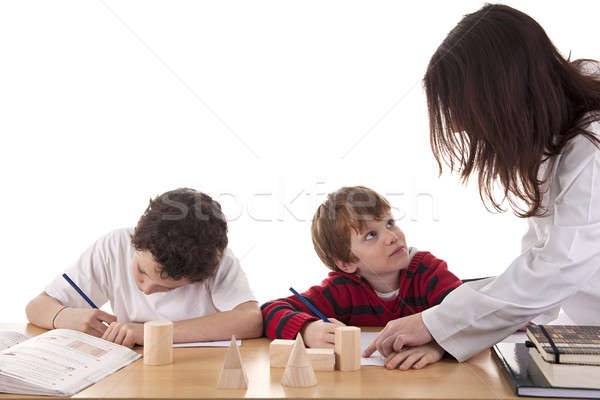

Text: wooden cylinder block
xmin=334 ymin=326 xmax=360 ymax=371
xmin=144 ymin=320 xmax=173 ymax=365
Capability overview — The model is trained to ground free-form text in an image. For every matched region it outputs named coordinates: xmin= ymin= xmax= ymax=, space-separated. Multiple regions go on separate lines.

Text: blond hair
xmin=311 ymin=186 xmax=391 ymax=271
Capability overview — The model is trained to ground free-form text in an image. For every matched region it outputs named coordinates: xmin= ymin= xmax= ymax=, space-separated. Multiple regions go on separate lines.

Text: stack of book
xmin=493 ymin=325 xmax=600 ymax=398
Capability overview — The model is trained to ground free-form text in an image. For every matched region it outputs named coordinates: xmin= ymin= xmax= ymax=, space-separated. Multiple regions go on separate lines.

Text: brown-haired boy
xmin=261 ymin=186 xmax=461 ymax=369
xmin=26 ymin=188 xmax=262 ymax=347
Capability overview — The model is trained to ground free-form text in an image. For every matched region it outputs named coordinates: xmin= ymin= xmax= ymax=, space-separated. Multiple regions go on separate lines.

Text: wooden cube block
xmin=334 ymin=326 xmax=361 ymax=371
xmin=270 ymin=340 xmax=335 ymax=371
xmin=306 ymin=348 xmax=335 ymax=371
xmin=269 ymin=339 xmax=295 ymax=368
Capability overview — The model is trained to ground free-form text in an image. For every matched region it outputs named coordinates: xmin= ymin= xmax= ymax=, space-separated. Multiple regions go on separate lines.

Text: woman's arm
xmin=422 ymin=153 xmax=600 ymax=361
xmin=367 ymin=148 xmax=600 ymax=362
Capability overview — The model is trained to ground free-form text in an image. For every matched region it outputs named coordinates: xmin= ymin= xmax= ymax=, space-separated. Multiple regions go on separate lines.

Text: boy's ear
xmin=334 ymin=259 xmax=358 ymax=274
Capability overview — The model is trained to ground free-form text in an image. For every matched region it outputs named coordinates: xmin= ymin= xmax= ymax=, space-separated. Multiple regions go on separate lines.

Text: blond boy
xmin=261 ymin=186 xmax=461 ymax=369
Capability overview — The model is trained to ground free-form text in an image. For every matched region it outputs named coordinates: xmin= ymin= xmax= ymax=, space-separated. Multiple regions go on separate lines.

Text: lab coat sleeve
xmin=422 ymin=151 xmax=600 ymax=362
xmin=520 ymin=219 xmax=537 ymax=252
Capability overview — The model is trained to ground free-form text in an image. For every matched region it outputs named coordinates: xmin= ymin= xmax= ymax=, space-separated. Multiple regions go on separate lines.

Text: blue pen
xmin=289 ymin=287 xmax=331 ymax=323
xmin=62 ymin=273 xmax=99 ymax=309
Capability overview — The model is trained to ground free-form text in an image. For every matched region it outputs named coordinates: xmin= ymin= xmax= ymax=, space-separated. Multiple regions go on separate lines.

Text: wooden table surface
xmin=0 ymin=324 xmax=524 ymax=399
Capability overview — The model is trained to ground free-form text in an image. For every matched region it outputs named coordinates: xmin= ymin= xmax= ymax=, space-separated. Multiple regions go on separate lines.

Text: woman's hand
xmin=363 ymin=313 xmax=433 ymax=357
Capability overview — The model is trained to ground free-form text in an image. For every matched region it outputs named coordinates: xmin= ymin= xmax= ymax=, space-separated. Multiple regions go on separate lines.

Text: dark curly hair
xmin=131 ymin=188 xmax=228 ymax=282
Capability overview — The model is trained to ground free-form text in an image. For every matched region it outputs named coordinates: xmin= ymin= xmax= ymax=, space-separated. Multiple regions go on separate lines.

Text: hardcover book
xmin=526 ymin=325 xmax=600 ymax=365
xmin=493 ymin=342 xmax=600 ymax=399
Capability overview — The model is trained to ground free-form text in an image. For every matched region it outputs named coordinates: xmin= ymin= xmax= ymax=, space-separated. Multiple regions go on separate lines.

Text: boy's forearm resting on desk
xmin=25 ymin=292 xmax=116 ymax=336
xmin=26 ymin=293 xmax=262 ymax=342
xmin=173 ymin=300 xmax=263 ymax=342
xmin=25 ymin=292 xmax=68 ymax=330
xmin=100 ymin=301 xmax=263 ymax=347
xmin=261 ymin=284 xmax=352 ymax=340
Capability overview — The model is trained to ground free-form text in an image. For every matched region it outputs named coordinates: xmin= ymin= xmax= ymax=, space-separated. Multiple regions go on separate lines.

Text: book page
xmin=360 ymin=331 xmax=386 ymax=366
xmin=0 ymin=329 xmax=141 ymax=396
xmin=0 ymin=331 xmax=28 ymax=351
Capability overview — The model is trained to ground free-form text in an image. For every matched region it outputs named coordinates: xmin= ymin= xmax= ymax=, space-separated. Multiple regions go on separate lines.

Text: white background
xmin=1 ymin=1 xmax=598 ymax=322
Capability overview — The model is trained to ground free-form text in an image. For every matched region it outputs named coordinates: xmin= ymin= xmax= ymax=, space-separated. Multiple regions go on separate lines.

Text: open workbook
xmin=0 ymin=329 xmax=141 ymax=396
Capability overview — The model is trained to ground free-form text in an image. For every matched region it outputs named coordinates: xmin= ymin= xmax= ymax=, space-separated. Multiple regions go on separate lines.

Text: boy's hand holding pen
xmin=301 ymin=318 xmax=346 ymax=348
xmin=52 ymin=306 xmax=117 ymax=337
xmin=289 ymin=287 xmax=345 ymax=348
xmin=53 ymin=273 xmax=117 ymax=337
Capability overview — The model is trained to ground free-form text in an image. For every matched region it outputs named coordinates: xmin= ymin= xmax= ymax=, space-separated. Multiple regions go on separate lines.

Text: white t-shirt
xmin=45 ymin=228 xmax=257 ymax=323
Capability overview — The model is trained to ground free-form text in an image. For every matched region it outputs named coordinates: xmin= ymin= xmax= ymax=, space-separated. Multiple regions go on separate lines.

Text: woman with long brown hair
xmin=365 ymin=4 xmax=600 ymax=368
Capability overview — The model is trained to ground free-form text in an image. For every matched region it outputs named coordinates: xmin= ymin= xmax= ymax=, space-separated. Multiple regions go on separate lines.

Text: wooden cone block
xmin=269 ymin=339 xmax=295 ymax=367
xmin=217 ymin=336 xmax=248 ymax=389
xmin=143 ymin=320 xmax=173 ymax=365
xmin=281 ymin=334 xmax=317 ymax=387
xmin=334 ymin=326 xmax=360 ymax=371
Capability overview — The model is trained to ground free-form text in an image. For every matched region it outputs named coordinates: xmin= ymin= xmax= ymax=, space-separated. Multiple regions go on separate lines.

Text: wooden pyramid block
xmin=281 ymin=334 xmax=317 ymax=387
xmin=217 ymin=336 xmax=248 ymax=389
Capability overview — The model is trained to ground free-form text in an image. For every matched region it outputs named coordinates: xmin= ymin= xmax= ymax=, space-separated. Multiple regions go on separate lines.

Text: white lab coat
xmin=422 ymin=118 xmax=600 ymax=362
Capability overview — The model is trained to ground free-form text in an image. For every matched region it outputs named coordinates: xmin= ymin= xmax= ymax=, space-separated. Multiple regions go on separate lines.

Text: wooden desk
xmin=1 ymin=324 xmax=520 ymax=399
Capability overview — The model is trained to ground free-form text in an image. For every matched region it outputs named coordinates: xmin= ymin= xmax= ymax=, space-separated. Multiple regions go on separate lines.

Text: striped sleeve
xmin=260 ymin=275 xmax=354 ymax=339
xmin=260 ymin=298 xmax=318 ymax=339
xmin=418 ymin=253 xmax=462 ymax=306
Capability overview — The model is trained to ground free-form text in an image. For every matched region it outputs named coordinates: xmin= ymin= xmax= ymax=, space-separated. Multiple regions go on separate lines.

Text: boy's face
xmin=338 ymin=214 xmax=411 ymax=282
xmin=132 ymin=250 xmax=191 ymax=295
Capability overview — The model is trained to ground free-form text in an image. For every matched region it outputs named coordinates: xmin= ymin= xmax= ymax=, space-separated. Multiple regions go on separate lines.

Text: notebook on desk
xmin=0 ymin=329 xmax=141 ymax=396
xmin=492 ymin=342 xmax=600 ymax=399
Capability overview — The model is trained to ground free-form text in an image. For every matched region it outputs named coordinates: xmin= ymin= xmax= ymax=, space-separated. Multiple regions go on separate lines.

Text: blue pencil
xmin=62 ymin=273 xmax=99 ymax=309
xmin=289 ymin=287 xmax=331 ymax=323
